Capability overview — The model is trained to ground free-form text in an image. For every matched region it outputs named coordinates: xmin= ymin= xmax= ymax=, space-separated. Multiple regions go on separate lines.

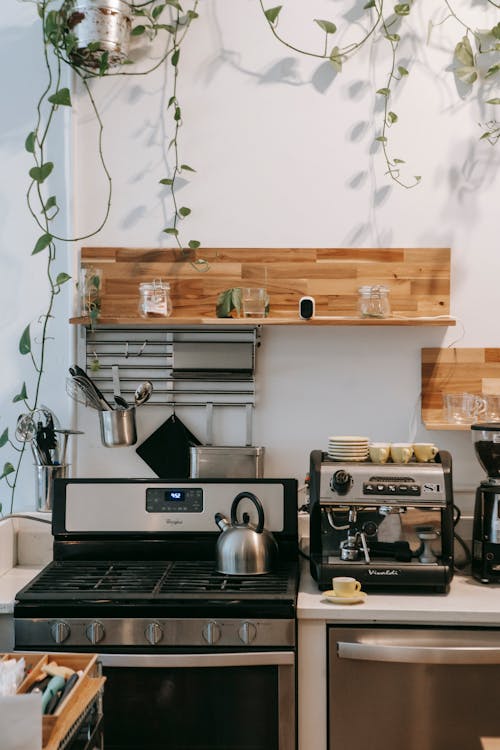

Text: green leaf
xmin=480 ymin=131 xmax=493 ymax=140
xmin=179 ymin=206 xmax=191 ymax=217
xmin=492 ymin=23 xmax=500 ymax=40
xmin=19 ymin=326 xmax=31 ymax=355
xmin=172 ymin=48 xmax=180 ymax=66
xmin=329 ymin=46 xmax=342 ymax=72
xmin=48 ymin=88 xmax=72 ymax=107
xmin=398 ymin=65 xmax=409 ymax=76
xmin=131 ymin=25 xmax=146 ymax=36
xmin=0 ymin=429 xmax=8 ymax=448
xmin=98 ymin=51 xmax=109 ymax=76
xmin=32 ymin=233 xmax=53 ymax=255
xmin=454 ymin=36 xmax=474 ymax=67
xmin=376 ymin=88 xmax=390 ymax=96
xmin=394 ymin=3 xmax=410 ymax=15
xmin=165 ymin=0 xmax=182 ymax=8
xmin=13 ymin=383 xmax=28 ymax=403
xmin=264 ymin=5 xmax=282 ymax=24
xmin=163 ymin=227 xmax=179 ymax=236
xmin=188 ymin=240 xmax=200 ymax=249
xmin=455 ymin=66 xmax=478 ymax=85
xmin=393 ymin=158 xmax=406 ymax=163
xmin=364 ymin=0 xmax=376 ymax=8
xmin=159 ymin=178 xmax=174 ymax=185
xmin=56 ymin=272 xmax=71 ymax=285
xmin=387 ymin=111 xmax=398 ymax=123
xmin=180 ymin=164 xmax=196 ymax=172
xmin=314 ymin=19 xmax=337 ymax=35
xmin=25 ymin=131 xmax=36 ymax=154
xmin=187 ymin=10 xmax=198 ymax=19
xmin=29 ymin=162 xmax=53 ymax=184
xmin=415 ymin=176 xmax=422 ymax=182
xmin=385 ymin=33 xmax=400 ymax=42
xmin=485 ymin=64 xmax=500 ymax=79
xmin=152 ymin=4 xmax=166 ymax=19
xmin=174 ymin=106 xmax=181 ymax=121
xmin=42 ymin=196 xmax=57 ymax=214
xmin=168 ymin=96 xmax=176 ymax=108
xmin=486 ymin=98 xmax=500 ymax=105
xmin=375 ymin=136 xmax=388 ymax=142
xmin=0 ymin=463 xmax=15 ymax=480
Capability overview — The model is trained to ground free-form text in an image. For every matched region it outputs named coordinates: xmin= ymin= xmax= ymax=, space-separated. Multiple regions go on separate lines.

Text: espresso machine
xmin=471 ymin=423 xmax=500 ymax=583
xmin=309 ymin=449 xmax=454 ymax=592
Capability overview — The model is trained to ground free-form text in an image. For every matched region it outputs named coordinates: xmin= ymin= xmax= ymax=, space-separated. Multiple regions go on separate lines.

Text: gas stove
xmin=14 ymin=478 xmax=299 ymax=650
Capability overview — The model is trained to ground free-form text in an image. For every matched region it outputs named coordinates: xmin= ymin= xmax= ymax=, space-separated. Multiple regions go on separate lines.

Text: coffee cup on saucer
xmin=332 ymin=577 xmax=361 ymax=597
xmin=390 ymin=443 xmax=413 ymax=464
xmin=413 ymin=443 xmax=438 ymax=462
xmin=369 ymin=443 xmax=391 ymax=464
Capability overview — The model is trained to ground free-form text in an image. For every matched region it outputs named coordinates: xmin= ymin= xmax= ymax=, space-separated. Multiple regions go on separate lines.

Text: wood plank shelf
xmin=70 ymin=314 xmax=455 ymax=327
xmin=72 ymin=246 xmax=454 ymax=326
xmin=422 ymin=348 xmax=500 ymax=430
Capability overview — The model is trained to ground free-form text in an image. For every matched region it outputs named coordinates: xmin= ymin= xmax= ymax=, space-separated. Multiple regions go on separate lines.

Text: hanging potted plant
xmin=60 ymin=0 xmax=133 ymax=69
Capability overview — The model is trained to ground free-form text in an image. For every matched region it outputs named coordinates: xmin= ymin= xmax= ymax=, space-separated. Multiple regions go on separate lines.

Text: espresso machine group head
xmin=308 ymin=449 xmax=454 ymax=593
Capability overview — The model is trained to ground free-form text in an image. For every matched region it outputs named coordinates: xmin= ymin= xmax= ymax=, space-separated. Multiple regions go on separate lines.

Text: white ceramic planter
xmin=66 ymin=0 xmax=132 ymax=67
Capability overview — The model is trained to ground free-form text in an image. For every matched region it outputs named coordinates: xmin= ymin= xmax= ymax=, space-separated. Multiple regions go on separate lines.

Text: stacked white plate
xmin=328 ymin=435 xmax=369 ymax=462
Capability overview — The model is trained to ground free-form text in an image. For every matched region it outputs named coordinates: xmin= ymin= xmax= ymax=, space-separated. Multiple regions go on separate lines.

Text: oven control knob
xmin=85 ymin=621 xmax=105 ymax=645
xmin=331 ymin=470 xmax=352 ymax=495
xmin=50 ymin=620 xmax=70 ymax=644
xmin=238 ymin=622 xmax=257 ymax=645
xmin=202 ymin=621 xmax=221 ymax=645
xmin=145 ymin=621 xmax=164 ymax=645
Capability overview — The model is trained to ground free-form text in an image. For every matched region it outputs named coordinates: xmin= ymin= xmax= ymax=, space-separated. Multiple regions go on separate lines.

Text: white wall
xmin=3 ymin=0 xmax=500 ymax=512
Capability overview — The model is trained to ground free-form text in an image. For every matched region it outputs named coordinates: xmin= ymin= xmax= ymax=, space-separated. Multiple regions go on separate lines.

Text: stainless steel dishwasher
xmin=328 ymin=625 xmax=500 ymax=750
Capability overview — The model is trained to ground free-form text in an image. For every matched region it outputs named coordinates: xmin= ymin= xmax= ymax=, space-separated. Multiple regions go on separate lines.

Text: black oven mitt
xmin=136 ymin=413 xmax=201 ymax=478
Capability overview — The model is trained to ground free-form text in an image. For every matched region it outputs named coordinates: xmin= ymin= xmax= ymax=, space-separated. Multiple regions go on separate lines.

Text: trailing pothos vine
xmin=260 ymin=0 xmax=500 ymax=188
xmin=0 ymin=0 xmax=201 ymax=513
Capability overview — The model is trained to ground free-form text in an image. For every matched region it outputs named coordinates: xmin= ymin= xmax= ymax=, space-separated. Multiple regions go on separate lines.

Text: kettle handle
xmin=230 ymin=492 xmax=265 ymax=533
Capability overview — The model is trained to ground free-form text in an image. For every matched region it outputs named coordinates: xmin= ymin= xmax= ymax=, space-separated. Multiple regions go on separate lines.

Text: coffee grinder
xmin=471 ymin=423 xmax=500 ymax=583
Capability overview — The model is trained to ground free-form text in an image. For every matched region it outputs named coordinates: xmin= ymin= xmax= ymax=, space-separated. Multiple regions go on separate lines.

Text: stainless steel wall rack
xmin=82 ymin=325 xmax=260 ymax=407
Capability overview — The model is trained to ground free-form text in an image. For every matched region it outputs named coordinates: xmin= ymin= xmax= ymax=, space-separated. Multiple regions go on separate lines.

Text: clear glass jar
xmin=357 ymin=285 xmax=391 ymax=318
xmin=138 ymin=280 xmax=172 ymax=318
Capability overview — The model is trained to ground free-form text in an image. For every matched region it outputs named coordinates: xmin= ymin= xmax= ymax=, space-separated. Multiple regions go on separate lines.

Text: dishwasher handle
xmin=337 ymin=641 xmax=500 ymax=665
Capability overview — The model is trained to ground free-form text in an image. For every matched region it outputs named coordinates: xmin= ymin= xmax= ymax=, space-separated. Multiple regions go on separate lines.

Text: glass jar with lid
xmin=357 ymin=285 xmax=391 ymax=318
xmin=138 ymin=279 xmax=172 ymax=318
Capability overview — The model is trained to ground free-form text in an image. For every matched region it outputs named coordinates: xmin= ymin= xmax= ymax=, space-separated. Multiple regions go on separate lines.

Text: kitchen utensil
xmin=135 ymin=413 xmax=201 ymax=477
xmin=111 ymin=364 xmax=129 ymax=409
xmin=70 ymin=364 xmax=112 ymax=410
xmin=214 ymin=491 xmax=278 ymax=575
xmin=54 ymin=429 xmax=84 ymax=465
xmin=134 ymin=380 xmax=153 ymax=407
xmin=66 ymin=377 xmax=103 ymax=410
xmin=99 ymin=407 xmax=137 ymax=447
xmin=189 ymin=446 xmax=265 ymax=478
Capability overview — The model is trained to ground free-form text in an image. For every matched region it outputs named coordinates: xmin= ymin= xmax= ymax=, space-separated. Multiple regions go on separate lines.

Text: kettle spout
xmin=215 ymin=512 xmax=230 ymax=532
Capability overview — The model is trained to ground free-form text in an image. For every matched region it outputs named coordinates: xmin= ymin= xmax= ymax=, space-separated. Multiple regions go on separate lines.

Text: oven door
xmin=99 ymin=651 xmax=295 ymax=750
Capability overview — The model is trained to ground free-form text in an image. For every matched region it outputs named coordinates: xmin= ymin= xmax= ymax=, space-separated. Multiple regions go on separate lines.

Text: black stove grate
xmin=16 ymin=560 xmax=296 ymax=601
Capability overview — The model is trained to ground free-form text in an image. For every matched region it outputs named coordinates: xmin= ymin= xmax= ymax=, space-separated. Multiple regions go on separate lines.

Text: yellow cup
xmin=413 ymin=443 xmax=438 ymax=462
xmin=369 ymin=443 xmax=391 ymax=464
xmin=390 ymin=443 xmax=413 ymax=464
xmin=332 ymin=577 xmax=361 ymax=596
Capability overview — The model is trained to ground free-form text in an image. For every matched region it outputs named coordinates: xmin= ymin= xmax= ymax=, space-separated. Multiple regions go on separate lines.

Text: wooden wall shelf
xmin=422 ymin=348 xmax=500 ymax=430
xmin=71 ymin=246 xmax=454 ymax=327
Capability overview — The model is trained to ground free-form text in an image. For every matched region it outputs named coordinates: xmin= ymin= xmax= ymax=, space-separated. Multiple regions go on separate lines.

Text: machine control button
xmin=50 ymin=620 xmax=70 ymax=644
xmin=376 ymin=484 xmax=386 ymax=493
xmin=364 ymin=483 xmax=375 ymax=494
xmin=85 ymin=621 xmax=105 ymax=645
xmin=398 ymin=484 xmax=409 ymax=493
xmin=202 ymin=621 xmax=221 ymax=645
xmin=387 ymin=484 xmax=398 ymax=494
xmin=145 ymin=621 xmax=164 ymax=645
xmin=238 ymin=622 xmax=257 ymax=645
xmin=331 ymin=470 xmax=352 ymax=495
xmin=409 ymin=485 xmax=421 ymax=495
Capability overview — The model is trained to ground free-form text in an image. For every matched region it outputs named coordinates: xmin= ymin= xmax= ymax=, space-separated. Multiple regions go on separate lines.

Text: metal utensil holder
xmin=99 ymin=407 xmax=137 ymax=447
xmin=35 ymin=463 xmax=69 ymax=512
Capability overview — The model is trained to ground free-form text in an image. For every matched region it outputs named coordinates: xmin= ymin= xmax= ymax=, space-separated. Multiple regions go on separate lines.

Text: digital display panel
xmin=166 ymin=490 xmax=184 ymax=502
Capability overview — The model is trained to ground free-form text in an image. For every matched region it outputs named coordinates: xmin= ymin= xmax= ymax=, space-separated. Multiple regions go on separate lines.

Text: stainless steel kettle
xmin=214 ymin=491 xmax=278 ymax=575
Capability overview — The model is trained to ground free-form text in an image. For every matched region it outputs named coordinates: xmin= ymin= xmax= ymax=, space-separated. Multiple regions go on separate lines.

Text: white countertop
xmin=298 ymin=568 xmax=500 ymax=625
xmin=0 ymin=566 xmax=44 ymax=614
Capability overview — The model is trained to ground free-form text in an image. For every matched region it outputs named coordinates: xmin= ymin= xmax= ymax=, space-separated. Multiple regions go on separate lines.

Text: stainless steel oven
xmin=14 ymin=478 xmax=299 ymax=750
xmin=328 ymin=625 xmax=500 ymax=750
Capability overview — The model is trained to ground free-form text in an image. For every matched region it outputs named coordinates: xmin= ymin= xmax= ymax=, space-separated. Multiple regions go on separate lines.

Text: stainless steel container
xmin=99 ymin=407 xmax=137 ymax=447
xmin=35 ymin=464 xmax=69 ymax=512
xmin=65 ymin=0 xmax=132 ymax=68
xmin=189 ymin=446 xmax=265 ymax=478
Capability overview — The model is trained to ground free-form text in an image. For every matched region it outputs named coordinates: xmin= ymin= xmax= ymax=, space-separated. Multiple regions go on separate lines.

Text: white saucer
xmin=322 ymin=590 xmax=367 ymax=605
